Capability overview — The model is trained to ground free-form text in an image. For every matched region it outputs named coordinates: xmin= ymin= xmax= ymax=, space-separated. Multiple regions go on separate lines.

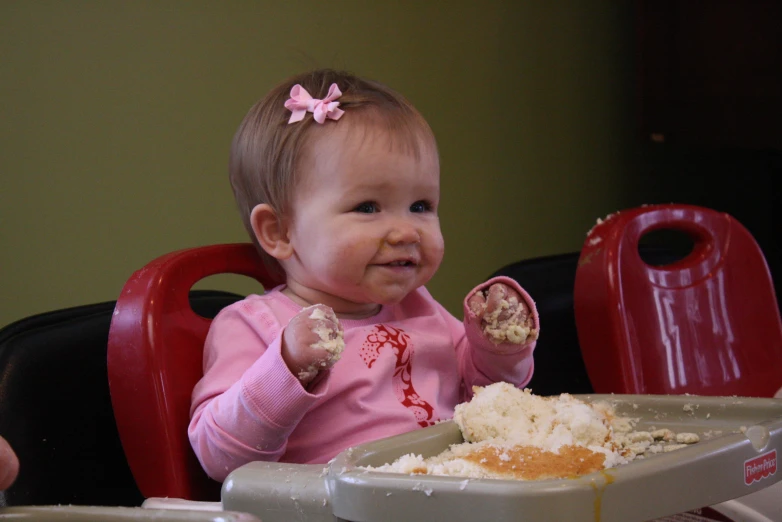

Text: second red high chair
xmin=574 ymin=204 xmax=782 ymax=397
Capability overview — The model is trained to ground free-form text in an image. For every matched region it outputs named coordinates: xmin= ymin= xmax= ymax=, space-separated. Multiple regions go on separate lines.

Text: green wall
xmin=0 ymin=1 xmax=635 ymax=327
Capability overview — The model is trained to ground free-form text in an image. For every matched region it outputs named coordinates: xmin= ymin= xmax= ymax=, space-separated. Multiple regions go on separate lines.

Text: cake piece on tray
xmin=364 ymin=382 xmax=699 ymax=480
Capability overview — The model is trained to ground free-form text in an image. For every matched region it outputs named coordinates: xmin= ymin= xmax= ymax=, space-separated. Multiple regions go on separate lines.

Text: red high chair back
xmin=107 ymin=244 xmax=283 ymax=500
xmin=574 ymin=204 xmax=782 ymax=397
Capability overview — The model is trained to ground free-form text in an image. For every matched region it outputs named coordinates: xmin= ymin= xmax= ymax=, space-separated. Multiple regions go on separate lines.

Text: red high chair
xmin=574 ymin=204 xmax=782 ymax=397
xmin=107 ymin=243 xmax=283 ymax=501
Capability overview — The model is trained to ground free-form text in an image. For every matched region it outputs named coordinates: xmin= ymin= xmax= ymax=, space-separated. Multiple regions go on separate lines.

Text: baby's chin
xmin=367 ymin=284 xmax=427 ymax=307
xmin=330 ymin=276 xmax=432 ymax=311
xmin=329 ymin=286 xmax=421 ymax=319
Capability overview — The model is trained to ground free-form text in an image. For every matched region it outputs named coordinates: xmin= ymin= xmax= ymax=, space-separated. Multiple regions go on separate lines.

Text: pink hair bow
xmin=284 ymin=83 xmax=345 ymax=124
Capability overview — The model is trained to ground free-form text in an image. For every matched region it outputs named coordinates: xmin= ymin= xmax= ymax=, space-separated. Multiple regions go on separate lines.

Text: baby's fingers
xmin=307 ymin=305 xmax=344 ymax=355
xmin=468 ymin=292 xmax=487 ymax=318
xmin=283 ymin=304 xmax=345 ymax=384
xmin=486 ymin=284 xmax=527 ymax=322
xmin=483 ymin=284 xmax=508 ymax=317
xmin=478 ymin=282 xmax=537 ymax=346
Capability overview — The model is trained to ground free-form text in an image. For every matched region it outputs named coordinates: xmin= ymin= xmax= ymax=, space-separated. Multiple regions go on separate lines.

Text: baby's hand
xmin=281 ymin=304 xmax=345 ymax=386
xmin=468 ymin=283 xmax=538 ymax=345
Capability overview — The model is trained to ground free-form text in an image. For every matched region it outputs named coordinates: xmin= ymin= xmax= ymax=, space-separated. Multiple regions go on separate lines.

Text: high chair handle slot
xmin=623 ymin=206 xmax=731 ymax=289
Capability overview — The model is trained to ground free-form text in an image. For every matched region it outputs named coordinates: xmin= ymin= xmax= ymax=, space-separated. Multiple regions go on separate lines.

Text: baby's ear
xmin=250 ymin=204 xmax=293 ymax=260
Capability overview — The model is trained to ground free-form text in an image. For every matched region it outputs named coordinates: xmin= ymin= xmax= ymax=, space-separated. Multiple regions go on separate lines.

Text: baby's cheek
xmin=331 ymin=238 xmax=379 ymax=271
xmin=340 ymin=237 xmax=377 ymax=257
xmin=425 ymin=231 xmax=446 ymax=264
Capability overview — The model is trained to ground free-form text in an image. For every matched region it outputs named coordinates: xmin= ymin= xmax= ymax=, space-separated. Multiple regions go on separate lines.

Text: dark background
xmin=635 ymin=0 xmax=780 ymax=300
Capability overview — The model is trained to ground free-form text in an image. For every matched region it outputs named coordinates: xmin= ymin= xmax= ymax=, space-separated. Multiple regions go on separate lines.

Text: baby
xmin=188 ymin=69 xmax=540 ymax=482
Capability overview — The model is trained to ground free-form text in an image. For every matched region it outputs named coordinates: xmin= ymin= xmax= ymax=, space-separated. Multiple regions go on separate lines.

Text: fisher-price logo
xmin=744 ymin=449 xmax=776 ymax=485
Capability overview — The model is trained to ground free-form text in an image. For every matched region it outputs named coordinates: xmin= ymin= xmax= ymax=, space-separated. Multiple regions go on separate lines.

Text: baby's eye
xmin=410 ymin=200 xmax=433 ymax=213
xmin=353 ymin=202 xmax=378 ymax=214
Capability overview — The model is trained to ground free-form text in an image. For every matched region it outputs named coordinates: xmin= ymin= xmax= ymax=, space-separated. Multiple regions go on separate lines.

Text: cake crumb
xmin=651 ymin=429 xmax=675 ymax=442
xmin=676 ymin=433 xmax=700 ymax=444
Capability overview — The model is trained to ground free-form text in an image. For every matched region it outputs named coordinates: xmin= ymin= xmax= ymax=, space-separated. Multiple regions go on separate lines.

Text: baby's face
xmin=282 ymin=122 xmax=444 ymax=317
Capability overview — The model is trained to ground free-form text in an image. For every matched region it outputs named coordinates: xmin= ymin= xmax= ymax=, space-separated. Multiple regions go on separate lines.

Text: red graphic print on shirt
xmin=360 ymin=325 xmax=436 ymax=427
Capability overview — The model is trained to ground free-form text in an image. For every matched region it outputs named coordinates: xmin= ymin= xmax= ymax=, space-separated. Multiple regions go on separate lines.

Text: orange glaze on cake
xmin=462 ymin=444 xmax=607 ymax=480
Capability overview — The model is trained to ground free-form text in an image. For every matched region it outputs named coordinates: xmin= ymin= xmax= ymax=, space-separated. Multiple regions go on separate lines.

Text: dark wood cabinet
xmin=637 ymin=0 xmax=782 ymax=149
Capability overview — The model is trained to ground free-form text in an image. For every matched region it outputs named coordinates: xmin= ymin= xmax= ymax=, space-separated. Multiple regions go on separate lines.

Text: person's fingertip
xmin=0 ymin=442 xmax=19 ymax=490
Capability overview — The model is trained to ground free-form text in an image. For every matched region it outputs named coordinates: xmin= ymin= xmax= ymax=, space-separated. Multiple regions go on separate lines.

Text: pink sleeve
xmin=452 ymin=276 xmax=539 ymax=397
xmin=187 ymin=301 xmax=325 ymax=482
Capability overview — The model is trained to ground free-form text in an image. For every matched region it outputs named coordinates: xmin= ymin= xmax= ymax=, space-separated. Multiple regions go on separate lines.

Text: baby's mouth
xmin=385 ymin=260 xmax=416 ymax=267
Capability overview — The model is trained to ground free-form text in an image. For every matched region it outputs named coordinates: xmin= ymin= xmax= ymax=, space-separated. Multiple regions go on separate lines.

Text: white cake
xmin=365 ymin=382 xmax=699 ymax=480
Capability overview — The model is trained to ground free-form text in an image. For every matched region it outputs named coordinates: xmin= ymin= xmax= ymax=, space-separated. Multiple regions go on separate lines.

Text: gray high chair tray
xmin=222 ymin=394 xmax=782 ymax=522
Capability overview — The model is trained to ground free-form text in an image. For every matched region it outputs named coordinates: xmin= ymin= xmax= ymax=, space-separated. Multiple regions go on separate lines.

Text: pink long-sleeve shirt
xmin=188 ymin=276 xmax=538 ymax=481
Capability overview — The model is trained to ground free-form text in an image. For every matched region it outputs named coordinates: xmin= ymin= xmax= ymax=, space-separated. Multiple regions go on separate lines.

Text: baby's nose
xmin=386 ymin=219 xmax=421 ymax=245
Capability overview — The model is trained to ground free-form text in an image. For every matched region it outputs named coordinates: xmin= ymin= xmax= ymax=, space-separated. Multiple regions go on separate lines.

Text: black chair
xmin=0 ymin=291 xmax=244 ymax=507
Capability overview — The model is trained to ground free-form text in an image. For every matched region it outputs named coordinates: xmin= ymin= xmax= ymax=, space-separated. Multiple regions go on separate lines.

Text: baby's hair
xmin=229 ymin=68 xmax=437 ymax=275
